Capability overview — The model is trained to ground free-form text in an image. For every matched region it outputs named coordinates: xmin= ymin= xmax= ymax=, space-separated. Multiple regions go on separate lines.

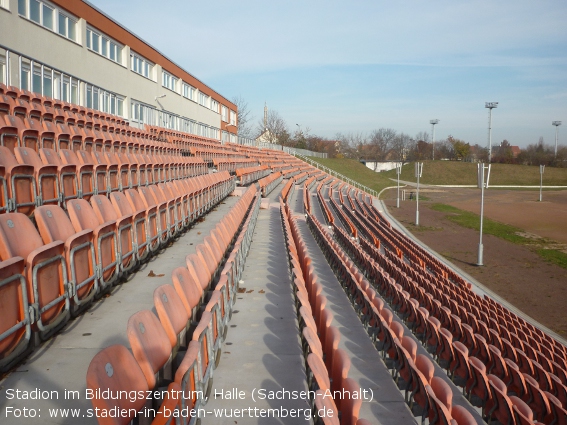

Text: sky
xmin=89 ymin=0 xmax=567 ymax=148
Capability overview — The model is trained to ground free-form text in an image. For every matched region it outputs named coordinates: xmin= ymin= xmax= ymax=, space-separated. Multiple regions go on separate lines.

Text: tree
xmin=447 ymin=135 xmax=470 ymax=160
xmin=391 ymin=132 xmax=411 ymax=162
xmin=255 ymin=109 xmax=289 ymax=146
xmin=231 ymin=95 xmax=254 ymax=139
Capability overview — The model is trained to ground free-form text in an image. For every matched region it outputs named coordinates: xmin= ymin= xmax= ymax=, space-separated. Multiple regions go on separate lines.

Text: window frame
xmin=130 ymin=52 xmax=154 ymax=80
xmin=18 ymin=0 xmax=78 ymax=42
xmin=86 ymin=25 xmax=124 ymax=66
xmin=162 ymin=70 xmax=178 ymax=92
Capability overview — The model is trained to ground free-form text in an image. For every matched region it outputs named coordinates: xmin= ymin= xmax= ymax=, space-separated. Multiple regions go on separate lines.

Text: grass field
xmin=307 ymin=157 xmax=567 ymax=188
xmin=430 ymin=203 xmax=567 ymax=269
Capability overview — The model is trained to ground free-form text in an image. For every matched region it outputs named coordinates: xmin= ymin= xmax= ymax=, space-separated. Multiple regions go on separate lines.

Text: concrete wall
xmin=363 ymin=161 xmax=400 ymax=172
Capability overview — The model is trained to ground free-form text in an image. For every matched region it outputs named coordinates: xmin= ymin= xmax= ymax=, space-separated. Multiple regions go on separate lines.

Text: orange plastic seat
xmin=67 ymin=199 xmax=119 ymax=290
xmin=0 ymin=146 xmax=36 ymax=215
xmin=0 ymin=257 xmax=32 ymax=372
xmin=14 ymin=147 xmax=60 ymax=207
xmin=38 ymin=148 xmax=78 ymax=204
xmin=127 ymin=310 xmax=173 ymax=389
xmin=35 ymin=205 xmax=97 ymax=314
xmin=86 ymin=344 xmax=181 ymax=425
xmin=90 ymin=195 xmax=136 ymax=274
xmin=0 ymin=213 xmax=69 ymax=339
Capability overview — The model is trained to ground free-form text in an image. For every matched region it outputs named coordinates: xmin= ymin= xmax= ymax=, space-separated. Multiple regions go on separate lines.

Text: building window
xmin=221 ymin=105 xmax=228 ymax=122
xmin=18 ymin=0 xmax=78 ymax=41
xmin=20 ymin=62 xmax=30 ymax=90
xmin=0 ymin=56 xmax=5 ymax=85
xmin=199 ymin=91 xmax=209 ymax=108
xmin=182 ymin=82 xmax=196 ymax=101
xmin=162 ymin=70 xmax=177 ymax=92
xmin=210 ymin=99 xmax=219 ymax=113
xmin=86 ymin=83 xmax=125 ymax=117
xmin=230 ymin=110 xmax=236 ymax=126
xmin=131 ymin=52 xmax=153 ymax=79
xmin=86 ymin=27 xmax=122 ymax=65
xmin=0 ymin=0 xmax=9 ymax=10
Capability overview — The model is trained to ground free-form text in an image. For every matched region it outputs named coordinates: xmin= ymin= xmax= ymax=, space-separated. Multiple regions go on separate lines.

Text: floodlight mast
xmin=430 ymin=119 xmax=439 ymax=160
xmin=552 ymin=121 xmax=562 ymax=158
xmin=485 ymin=102 xmax=498 ymax=162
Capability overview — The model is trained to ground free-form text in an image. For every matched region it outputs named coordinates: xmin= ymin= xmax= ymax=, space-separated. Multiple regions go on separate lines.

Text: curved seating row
xmin=0 ymin=171 xmax=235 ymax=373
xmin=319 ymin=182 xmax=565 ymax=424
xmin=258 ymin=171 xmax=283 ymax=197
xmin=304 ymin=200 xmax=478 ymax=425
xmin=280 ymin=199 xmax=363 ymax=425
xmin=234 ymin=165 xmax=271 ymax=186
xmin=86 ymin=186 xmax=261 ymax=424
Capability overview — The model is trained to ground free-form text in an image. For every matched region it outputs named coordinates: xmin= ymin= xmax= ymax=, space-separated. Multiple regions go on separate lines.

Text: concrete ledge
xmin=231 ymin=187 xmax=246 ymax=197
xmin=260 ymin=198 xmax=270 ymax=209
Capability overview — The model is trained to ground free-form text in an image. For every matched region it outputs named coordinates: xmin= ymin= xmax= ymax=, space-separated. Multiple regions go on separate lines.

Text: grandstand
xmin=1 ymin=2 xmax=567 ymax=425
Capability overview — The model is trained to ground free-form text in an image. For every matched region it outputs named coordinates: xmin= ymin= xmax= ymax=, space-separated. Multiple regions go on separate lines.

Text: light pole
xmin=485 ymin=102 xmax=498 ymax=162
xmin=477 ymin=163 xmax=491 ymax=266
xmin=396 ymin=163 xmax=402 ymax=208
xmin=430 ymin=119 xmax=439 ymax=160
xmin=415 ymin=162 xmax=423 ymax=226
xmin=552 ymin=121 xmax=562 ymax=159
xmin=539 ymin=165 xmax=545 ymax=202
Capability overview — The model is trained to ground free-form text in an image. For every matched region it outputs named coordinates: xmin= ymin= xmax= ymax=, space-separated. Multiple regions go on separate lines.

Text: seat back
xmin=86 ymin=345 xmax=149 ymax=424
xmin=154 ymin=284 xmax=190 ymax=350
xmin=127 ymin=310 xmax=172 ymax=389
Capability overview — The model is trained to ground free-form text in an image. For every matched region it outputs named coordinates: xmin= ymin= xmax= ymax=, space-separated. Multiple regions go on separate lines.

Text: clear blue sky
xmin=90 ymin=0 xmax=567 ymax=148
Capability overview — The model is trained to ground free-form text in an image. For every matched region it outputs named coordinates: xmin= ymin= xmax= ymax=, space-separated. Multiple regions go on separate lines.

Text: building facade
xmin=0 ymin=0 xmax=237 ymax=141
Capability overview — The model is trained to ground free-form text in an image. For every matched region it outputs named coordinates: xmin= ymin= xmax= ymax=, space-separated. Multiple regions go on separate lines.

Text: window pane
xmin=110 ymin=43 xmax=116 ymax=61
xmin=62 ymin=80 xmax=69 ymax=101
xmin=30 ymin=0 xmax=40 ymax=23
xmin=43 ymin=4 xmax=53 ymax=29
xmin=33 ymin=71 xmax=41 ymax=94
xmin=102 ymin=38 xmax=108 ymax=57
xmin=115 ymin=46 xmax=121 ymax=64
xmin=86 ymin=29 xmax=91 ymax=49
xmin=86 ymin=86 xmax=92 ymax=108
xmin=43 ymin=73 xmax=52 ymax=97
xmin=93 ymin=89 xmax=99 ymax=110
xmin=53 ymin=72 xmax=61 ymax=99
xmin=71 ymin=82 xmax=78 ymax=104
xmin=18 ymin=0 xmax=26 ymax=16
xmin=0 ymin=62 xmax=5 ymax=85
xmin=92 ymin=33 xmax=99 ymax=52
xmin=68 ymin=19 xmax=76 ymax=41
xmin=58 ymin=13 xmax=66 ymax=36
xmin=21 ymin=68 xmax=29 ymax=90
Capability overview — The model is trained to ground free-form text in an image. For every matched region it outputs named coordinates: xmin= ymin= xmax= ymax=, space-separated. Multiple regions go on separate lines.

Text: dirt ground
xmin=382 ymin=188 xmax=567 ymax=338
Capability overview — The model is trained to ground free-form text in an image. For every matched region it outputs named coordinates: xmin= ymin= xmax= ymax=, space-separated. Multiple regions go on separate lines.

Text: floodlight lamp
xmin=485 ymin=102 xmax=498 ymax=109
xmin=430 ymin=119 xmax=439 ymax=125
xmin=552 ymin=121 xmax=562 ymax=126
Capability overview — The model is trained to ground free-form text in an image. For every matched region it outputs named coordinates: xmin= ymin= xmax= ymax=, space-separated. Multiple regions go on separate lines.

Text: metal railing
xmin=235 ymin=137 xmax=327 ymax=158
xmin=295 ymin=154 xmax=378 ymax=198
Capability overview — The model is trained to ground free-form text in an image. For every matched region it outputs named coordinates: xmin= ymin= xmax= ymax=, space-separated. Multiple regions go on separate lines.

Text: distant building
xmin=511 ymin=146 xmax=521 ymax=158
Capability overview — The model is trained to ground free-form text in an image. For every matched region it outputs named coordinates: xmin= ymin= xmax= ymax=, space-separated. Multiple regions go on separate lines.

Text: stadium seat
xmin=67 ymin=199 xmax=119 ymax=290
xmin=0 ymin=213 xmax=69 ymax=339
xmin=86 ymin=344 xmax=181 ymax=424
xmin=35 ymin=205 xmax=97 ymax=314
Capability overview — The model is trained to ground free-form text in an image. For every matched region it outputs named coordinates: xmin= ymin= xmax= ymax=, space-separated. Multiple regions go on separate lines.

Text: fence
xmin=296 ymin=154 xmax=378 ymax=198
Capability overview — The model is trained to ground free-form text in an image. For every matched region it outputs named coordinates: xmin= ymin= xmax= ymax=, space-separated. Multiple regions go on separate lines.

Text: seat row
xmin=323 ymin=188 xmax=565 ymax=424
xmin=86 ymin=186 xmax=261 ymax=425
xmin=212 ymin=158 xmax=259 ymax=173
xmin=303 ymin=205 xmax=478 ymax=425
xmin=340 ymin=183 xmax=567 ymax=376
xmin=280 ymin=200 xmax=363 ymax=425
xmin=0 ymin=172 xmax=235 ymax=373
xmin=235 ymin=165 xmax=271 ymax=186
xmin=258 ymin=171 xmax=283 ymax=197
xmin=0 ymin=145 xmax=208 ymax=215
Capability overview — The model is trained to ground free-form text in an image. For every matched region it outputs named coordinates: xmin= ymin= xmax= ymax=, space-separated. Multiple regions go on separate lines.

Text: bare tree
xmin=232 ymin=95 xmax=254 ymax=138
xmin=391 ymin=132 xmax=412 ymax=162
xmin=255 ymin=109 xmax=289 ymax=145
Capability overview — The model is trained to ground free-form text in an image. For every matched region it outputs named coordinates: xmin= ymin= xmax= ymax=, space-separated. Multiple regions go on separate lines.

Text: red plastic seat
xmin=35 ymin=205 xmax=97 ymax=314
xmin=67 ymin=199 xmax=119 ymax=290
xmin=0 ymin=213 xmax=69 ymax=339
